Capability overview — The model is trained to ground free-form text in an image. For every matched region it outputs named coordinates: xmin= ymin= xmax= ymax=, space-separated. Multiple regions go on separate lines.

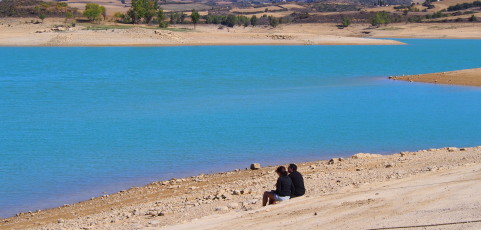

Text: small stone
xmin=427 ymin=166 xmax=437 ymax=171
xmin=232 ymin=190 xmax=241 ymax=195
xmin=385 ymin=164 xmax=393 ymax=168
xmin=149 ymin=220 xmax=160 ymax=225
xmin=215 ymin=206 xmax=229 ymax=211
xmin=131 ymin=209 xmax=139 ymax=215
xmin=328 ymin=158 xmax=339 ymax=165
xmin=447 ymin=147 xmax=458 ymax=152
xmin=57 ymin=219 xmax=64 ymax=224
xmin=227 ymin=202 xmax=239 ymax=209
xmin=250 ymin=163 xmax=261 ymax=170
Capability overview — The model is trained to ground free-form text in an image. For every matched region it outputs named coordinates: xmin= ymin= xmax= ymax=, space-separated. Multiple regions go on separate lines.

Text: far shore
xmin=2 ymin=18 xmax=481 ymax=47
xmin=390 ymin=67 xmax=481 ymax=87
xmin=1 ymin=146 xmax=481 ymax=230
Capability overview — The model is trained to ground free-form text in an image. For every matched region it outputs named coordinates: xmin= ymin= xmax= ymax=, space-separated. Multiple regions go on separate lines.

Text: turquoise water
xmin=1 ymin=39 xmax=481 ymax=217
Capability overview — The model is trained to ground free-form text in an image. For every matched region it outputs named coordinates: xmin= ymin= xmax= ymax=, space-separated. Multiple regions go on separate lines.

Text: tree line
xmin=447 ymin=1 xmax=481 ymax=11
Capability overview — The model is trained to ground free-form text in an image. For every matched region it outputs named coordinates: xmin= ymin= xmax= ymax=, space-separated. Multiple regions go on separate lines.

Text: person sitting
xmin=262 ymin=166 xmax=294 ymax=206
xmin=288 ymin=163 xmax=305 ymax=197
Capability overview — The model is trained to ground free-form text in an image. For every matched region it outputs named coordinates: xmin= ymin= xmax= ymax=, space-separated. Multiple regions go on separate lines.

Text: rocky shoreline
xmin=1 ymin=146 xmax=481 ymax=230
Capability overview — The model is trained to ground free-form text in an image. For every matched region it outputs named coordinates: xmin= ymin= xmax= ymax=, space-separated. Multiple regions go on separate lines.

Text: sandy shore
xmin=0 ymin=18 xmax=404 ymax=46
xmin=1 ymin=146 xmax=481 ymax=230
xmin=2 ymin=18 xmax=481 ymax=47
xmin=391 ymin=68 xmax=481 ymax=87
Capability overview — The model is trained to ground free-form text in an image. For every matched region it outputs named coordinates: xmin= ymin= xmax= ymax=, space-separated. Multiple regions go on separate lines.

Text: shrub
xmin=341 ymin=16 xmax=351 ymax=27
xmin=268 ymin=16 xmax=279 ymax=27
xmin=371 ymin=12 xmax=390 ymax=26
xmin=158 ymin=9 xmax=168 ymax=28
xmin=469 ymin=14 xmax=478 ymax=21
xmin=250 ymin=15 xmax=257 ymax=26
xmin=224 ymin=14 xmax=238 ymax=27
xmin=38 ymin=13 xmax=46 ymax=22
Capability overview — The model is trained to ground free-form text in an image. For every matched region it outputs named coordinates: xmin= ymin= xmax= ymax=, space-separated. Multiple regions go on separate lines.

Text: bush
xmin=158 ymin=9 xmax=168 ymax=28
xmin=65 ymin=11 xmax=74 ymax=19
xmin=268 ymin=16 xmax=279 ymax=27
xmin=38 ymin=13 xmax=46 ymax=22
xmin=341 ymin=16 xmax=351 ymax=27
xmin=469 ymin=14 xmax=478 ymax=21
xmin=408 ymin=16 xmax=422 ymax=23
xmin=224 ymin=14 xmax=238 ymax=27
xmin=371 ymin=12 xmax=391 ymax=26
xmin=250 ymin=15 xmax=257 ymax=26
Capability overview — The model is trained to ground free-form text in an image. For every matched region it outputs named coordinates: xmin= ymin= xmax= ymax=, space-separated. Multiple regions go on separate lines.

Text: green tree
xmin=83 ymin=3 xmax=104 ymax=22
xmin=191 ymin=9 xmax=200 ymax=29
xmin=158 ymin=9 xmax=168 ymax=28
xmin=341 ymin=16 xmax=351 ymax=28
xmin=250 ymin=15 xmax=257 ymax=26
xmin=268 ymin=16 xmax=279 ymax=27
xmin=170 ymin=12 xmax=181 ymax=24
xmin=128 ymin=0 xmax=159 ymax=24
xmin=56 ymin=2 xmax=68 ymax=13
xmin=224 ymin=14 xmax=238 ymax=27
xmin=114 ymin=12 xmax=123 ymax=22
xmin=144 ymin=0 xmax=158 ymax=24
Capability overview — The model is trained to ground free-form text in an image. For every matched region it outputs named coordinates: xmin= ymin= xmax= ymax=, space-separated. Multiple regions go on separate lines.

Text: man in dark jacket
xmin=288 ymin=164 xmax=305 ymax=197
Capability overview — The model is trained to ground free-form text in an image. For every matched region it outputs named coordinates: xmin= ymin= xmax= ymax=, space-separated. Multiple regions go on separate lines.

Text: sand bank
xmin=1 ymin=146 xmax=481 ymax=230
xmin=391 ymin=68 xmax=481 ymax=87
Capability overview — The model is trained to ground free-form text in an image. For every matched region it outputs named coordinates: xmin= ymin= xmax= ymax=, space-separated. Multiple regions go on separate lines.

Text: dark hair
xmin=276 ymin=166 xmax=288 ymax=176
xmin=288 ymin=164 xmax=297 ymax=171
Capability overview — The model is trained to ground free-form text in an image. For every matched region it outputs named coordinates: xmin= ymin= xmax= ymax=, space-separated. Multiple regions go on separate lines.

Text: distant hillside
xmin=0 ymin=0 xmax=79 ymax=17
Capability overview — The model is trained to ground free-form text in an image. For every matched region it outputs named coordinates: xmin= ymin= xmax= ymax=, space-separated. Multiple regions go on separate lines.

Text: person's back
xmin=276 ymin=175 xmax=294 ymax=197
xmin=288 ymin=164 xmax=305 ymax=197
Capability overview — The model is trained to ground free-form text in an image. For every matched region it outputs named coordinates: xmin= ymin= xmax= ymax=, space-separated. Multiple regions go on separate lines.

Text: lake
xmin=1 ymin=39 xmax=481 ymax=217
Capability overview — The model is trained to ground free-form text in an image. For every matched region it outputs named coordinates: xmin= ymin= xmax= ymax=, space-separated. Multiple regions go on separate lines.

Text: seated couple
xmin=262 ymin=164 xmax=305 ymax=206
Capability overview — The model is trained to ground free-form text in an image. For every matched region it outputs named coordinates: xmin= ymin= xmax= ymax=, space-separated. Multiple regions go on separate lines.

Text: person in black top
xmin=262 ymin=166 xmax=295 ymax=206
xmin=288 ymin=164 xmax=305 ymax=197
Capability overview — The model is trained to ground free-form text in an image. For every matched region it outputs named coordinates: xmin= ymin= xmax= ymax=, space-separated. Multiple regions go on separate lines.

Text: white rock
xmin=351 ymin=153 xmax=382 ymax=159
xmin=250 ymin=163 xmax=261 ymax=170
xmin=227 ymin=202 xmax=239 ymax=209
xmin=215 ymin=206 xmax=229 ymax=211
